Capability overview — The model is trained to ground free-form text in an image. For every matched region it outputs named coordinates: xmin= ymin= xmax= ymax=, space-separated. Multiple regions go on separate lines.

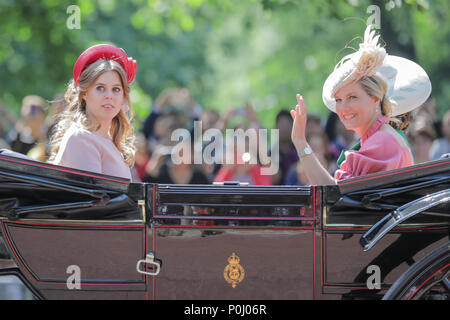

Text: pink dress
xmin=334 ymin=116 xmax=414 ymax=180
xmin=50 ymin=124 xmax=132 ymax=180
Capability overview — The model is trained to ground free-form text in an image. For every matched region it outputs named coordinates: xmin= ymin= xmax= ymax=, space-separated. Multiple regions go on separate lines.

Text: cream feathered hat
xmin=322 ymin=26 xmax=432 ymax=116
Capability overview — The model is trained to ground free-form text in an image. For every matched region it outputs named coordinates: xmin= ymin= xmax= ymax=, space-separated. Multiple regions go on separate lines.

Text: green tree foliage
xmin=0 ymin=0 xmax=448 ymax=130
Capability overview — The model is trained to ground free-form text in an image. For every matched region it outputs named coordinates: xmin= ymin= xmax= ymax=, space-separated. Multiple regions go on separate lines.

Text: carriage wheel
xmin=383 ymin=241 xmax=449 ymax=300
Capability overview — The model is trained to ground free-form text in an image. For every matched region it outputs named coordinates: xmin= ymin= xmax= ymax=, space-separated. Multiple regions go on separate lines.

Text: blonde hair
xmin=21 ymin=95 xmax=47 ymax=117
xmin=48 ymin=59 xmax=136 ymax=166
xmin=359 ymin=73 xmax=409 ymax=131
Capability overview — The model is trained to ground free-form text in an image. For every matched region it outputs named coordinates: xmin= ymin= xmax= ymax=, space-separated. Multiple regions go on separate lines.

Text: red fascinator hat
xmin=73 ymin=44 xmax=137 ymax=85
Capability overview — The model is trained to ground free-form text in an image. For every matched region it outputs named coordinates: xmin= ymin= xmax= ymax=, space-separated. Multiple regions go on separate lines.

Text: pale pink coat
xmin=334 ymin=116 xmax=414 ymax=180
xmin=50 ymin=124 xmax=132 ymax=180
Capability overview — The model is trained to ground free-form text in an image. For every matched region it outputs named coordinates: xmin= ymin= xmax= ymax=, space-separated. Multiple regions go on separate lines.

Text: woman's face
xmin=334 ymin=81 xmax=380 ymax=137
xmin=83 ymin=71 xmax=124 ymax=127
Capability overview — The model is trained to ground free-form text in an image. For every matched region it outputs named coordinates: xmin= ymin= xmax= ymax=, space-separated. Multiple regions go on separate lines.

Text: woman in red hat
xmin=48 ymin=44 xmax=137 ymax=180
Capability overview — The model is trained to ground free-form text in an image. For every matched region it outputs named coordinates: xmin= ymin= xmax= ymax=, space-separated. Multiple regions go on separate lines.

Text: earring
xmin=377 ymin=103 xmax=382 ymax=115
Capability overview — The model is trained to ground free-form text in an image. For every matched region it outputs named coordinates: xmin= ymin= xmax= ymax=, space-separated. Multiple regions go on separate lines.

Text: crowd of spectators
xmin=0 ymin=89 xmax=448 ymax=186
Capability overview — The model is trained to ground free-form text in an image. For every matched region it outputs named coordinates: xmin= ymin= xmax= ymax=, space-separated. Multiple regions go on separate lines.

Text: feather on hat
xmin=322 ymin=26 xmax=431 ymax=116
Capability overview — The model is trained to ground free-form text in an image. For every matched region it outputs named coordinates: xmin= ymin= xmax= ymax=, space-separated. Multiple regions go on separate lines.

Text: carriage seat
xmin=0 ymin=149 xmax=36 ymax=161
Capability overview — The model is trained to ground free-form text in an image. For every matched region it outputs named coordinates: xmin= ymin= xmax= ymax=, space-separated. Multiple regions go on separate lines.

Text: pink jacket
xmin=50 ymin=124 xmax=132 ymax=180
xmin=334 ymin=116 xmax=414 ymax=180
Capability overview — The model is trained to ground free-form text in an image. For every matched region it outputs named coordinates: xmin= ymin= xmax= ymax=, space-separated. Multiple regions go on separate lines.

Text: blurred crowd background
xmin=0 ymin=88 xmax=448 ymax=185
xmin=1 ymin=0 xmax=450 ymax=185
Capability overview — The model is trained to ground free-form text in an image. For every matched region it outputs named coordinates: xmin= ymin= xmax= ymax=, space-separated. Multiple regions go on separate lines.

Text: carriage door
xmin=148 ymin=183 xmax=320 ymax=300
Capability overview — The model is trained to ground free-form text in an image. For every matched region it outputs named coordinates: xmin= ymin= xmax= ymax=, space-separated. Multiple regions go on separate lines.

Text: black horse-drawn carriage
xmin=0 ymin=153 xmax=448 ymax=300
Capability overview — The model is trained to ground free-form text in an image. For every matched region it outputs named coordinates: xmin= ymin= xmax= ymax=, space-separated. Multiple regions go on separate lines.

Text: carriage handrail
xmin=7 ymin=198 xmax=109 ymax=220
xmin=361 ymin=176 xmax=450 ymax=206
xmin=0 ymin=169 xmax=116 ymax=200
xmin=360 ymin=189 xmax=450 ymax=251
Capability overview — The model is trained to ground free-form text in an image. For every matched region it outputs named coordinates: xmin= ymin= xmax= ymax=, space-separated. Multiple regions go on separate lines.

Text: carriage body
xmin=0 ymin=154 xmax=448 ymax=300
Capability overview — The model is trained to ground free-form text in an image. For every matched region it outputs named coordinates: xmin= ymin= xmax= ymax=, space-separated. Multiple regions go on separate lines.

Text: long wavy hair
xmin=48 ymin=59 xmax=136 ymax=166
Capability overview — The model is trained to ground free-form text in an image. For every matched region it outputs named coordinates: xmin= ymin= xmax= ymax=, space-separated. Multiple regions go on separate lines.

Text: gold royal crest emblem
xmin=224 ymin=253 xmax=245 ymax=288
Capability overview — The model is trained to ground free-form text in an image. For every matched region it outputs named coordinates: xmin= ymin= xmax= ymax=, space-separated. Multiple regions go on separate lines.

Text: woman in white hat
xmin=291 ymin=26 xmax=432 ymax=184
